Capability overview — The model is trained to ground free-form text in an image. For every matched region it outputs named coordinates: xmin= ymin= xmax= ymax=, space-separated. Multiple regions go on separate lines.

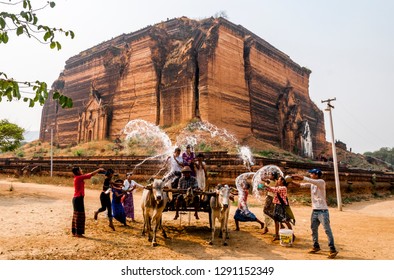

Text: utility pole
xmin=50 ymin=127 xmax=53 ymax=177
xmin=322 ymin=98 xmax=342 ymax=211
xmin=45 ymin=127 xmax=54 ymax=177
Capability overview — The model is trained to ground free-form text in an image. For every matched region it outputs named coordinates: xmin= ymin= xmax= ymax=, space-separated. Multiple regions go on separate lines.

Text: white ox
xmin=141 ymin=179 xmax=168 ymax=247
xmin=209 ymin=184 xmax=231 ymax=246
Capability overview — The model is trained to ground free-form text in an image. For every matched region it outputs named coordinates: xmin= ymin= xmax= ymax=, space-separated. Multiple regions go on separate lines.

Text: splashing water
xmin=121 ymin=119 xmax=257 ymax=178
xmin=123 ymin=119 xmax=173 ymax=154
xmin=122 ymin=120 xmax=175 ymax=175
xmin=251 ymin=165 xmax=283 ymax=202
xmin=183 ymin=121 xmax=239 ymax=144
xmin=177 ymin=120 xmax=254 ymax=170
xmin=235 ymin=172 xmax=256 ymax=211
xmin=239 ymin=146 xmax=254 ymax=171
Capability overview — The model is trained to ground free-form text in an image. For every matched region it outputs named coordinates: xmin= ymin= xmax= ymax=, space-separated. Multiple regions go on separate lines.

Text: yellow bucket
xmin=279 ymin=229 xmax=293 ymax=247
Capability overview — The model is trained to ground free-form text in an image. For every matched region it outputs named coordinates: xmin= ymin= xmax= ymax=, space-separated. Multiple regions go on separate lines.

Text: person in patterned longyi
xmin=264 ymin=176 xmax=295 ymax=242
xmin=72 ymin=166 xmax=104 ymax=237
xmin=122 ymin=172 xmax=144 ymax=222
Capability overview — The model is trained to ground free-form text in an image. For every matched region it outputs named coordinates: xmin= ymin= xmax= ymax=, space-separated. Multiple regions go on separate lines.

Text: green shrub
xmin=15 ymin=150 xmax=25 ymax=158
xmin=74 ymin=149 xmax=85 ymax=157
xmin=257 ymin=150 xmax=274 ymax=158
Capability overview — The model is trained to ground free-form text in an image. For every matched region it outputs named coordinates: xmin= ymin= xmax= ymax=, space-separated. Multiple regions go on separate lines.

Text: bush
xmin=74 ymin=149 xmax=85 ymax=157
xmin=257 ymin=150 xmax=274 ymax=158
xmin=15 ymin=150 xmax=25 ymax=158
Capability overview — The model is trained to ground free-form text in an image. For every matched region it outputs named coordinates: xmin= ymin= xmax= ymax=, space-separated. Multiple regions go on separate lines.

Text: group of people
xmin=163 ymin=145 xmax=208 ymax=191
xmin=71 ymin=145 xmax=208 ymax=237
xmin=71 ymin=167 xmax=144 ymax=236
xmin=162 ymin=145 xmax=208 ymax=220
xmin=71 ymin=153 xmax=338 ymax=259
xmin=233 ymin=167 xmax=338 ymax=259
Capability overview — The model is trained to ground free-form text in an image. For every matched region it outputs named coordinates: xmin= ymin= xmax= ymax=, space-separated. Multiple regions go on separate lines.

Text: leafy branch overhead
xmin=0 ymin=0 xmax=74 ymax=108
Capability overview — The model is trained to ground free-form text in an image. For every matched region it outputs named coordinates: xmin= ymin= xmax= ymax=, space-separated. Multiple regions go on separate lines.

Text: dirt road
xmin=1 ymin=179 xmax=393 ymax=260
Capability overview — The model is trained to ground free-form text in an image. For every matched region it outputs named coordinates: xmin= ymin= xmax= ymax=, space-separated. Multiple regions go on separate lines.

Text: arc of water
xmin=251 ymin=165 xmax=284 ymax=202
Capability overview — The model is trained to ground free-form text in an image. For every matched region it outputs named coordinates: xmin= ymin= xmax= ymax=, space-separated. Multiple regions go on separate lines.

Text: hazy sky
xmin=1 ymin=0 xmax=393 ymax=154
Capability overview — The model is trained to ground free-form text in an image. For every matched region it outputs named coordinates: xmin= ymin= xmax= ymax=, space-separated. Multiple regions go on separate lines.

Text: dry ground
xmin=1 ymin=179 xmax=393 ymax=260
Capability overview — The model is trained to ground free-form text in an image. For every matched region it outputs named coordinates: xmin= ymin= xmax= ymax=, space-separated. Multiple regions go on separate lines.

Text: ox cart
xmin=162 ymin=188 xmax=217 ymax=228
xmin=142 ymin=179 xmax=234 ymax=246
xmin=162 ymin=185 xmax=235 ymax=246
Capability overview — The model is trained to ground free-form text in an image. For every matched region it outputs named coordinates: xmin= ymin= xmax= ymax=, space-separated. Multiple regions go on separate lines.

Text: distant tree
xmin=214 ymin=10 xmax=228 ymax=19
xmin=0 ymin=0 xmax=74 ymax=108
xmin=364 ymin=147 xmax=394 ymax=166
xmin=0 ymin=119 xmax=25 ymax=152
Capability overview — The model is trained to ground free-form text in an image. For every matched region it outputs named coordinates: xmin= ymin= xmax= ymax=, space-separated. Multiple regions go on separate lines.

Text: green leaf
xmin=50 ymin=41 xmax=56 ymax=49
xmin=49 ymin=2 xmax=56 ymax=8
xmin=0 ymin=17 xmax=5 ymax=29
xmin=17 ymin=26 xmax=24 ymax=36
xmin=70 ymin=30 xmax=75 ymax=39
xmin=56 ymin=41 xmax=61 ymax=50
xmin=12 ymin=83 xmax=21 ymax=99
xmin=53 ymin=91 xmax=60 ymax=99
xmin=29 ymin=99 xmax=35 ymax=107
xmin=2 ymin=32 xmax=8 ymax=43
xmin=32 ymin=14 xmax=38 ymax=25
xmin=6 ymin=87 xmax=12 ymax=100
xmin=43 ymin=31 xmax=51 ymax=41
xmin=66 ymin=98 xmax=73 ymax=108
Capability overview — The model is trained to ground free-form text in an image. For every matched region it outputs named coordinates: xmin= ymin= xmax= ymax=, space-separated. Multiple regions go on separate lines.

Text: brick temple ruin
xmin=40 ymin=16 xmax=326 ymax=158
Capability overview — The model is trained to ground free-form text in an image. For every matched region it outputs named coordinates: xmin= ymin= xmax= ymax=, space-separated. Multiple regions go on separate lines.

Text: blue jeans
xmin=311 ymin=209 xmax=336 ymax=252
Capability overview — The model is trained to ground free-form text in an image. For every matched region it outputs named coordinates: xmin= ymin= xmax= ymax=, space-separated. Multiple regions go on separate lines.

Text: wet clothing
xmin=234 ymin=188 xmax=258 ymax=222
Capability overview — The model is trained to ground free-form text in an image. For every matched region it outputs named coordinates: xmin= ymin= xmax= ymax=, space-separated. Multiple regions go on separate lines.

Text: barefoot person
xmin=112 ymin=179 xmax=128 ymax=226
xmin=258 ymin=170 xmax=279 ymax=234
xmin=94 ymin=169 xmax=116 ymax=230
xmin=263 ymin=176 xmax=295 ymax=242
xmin=72 ymin=166 xmax=104 ymax=237
xmin=122 ymin=172 xmax=145 ymax=222
xmin=292 ymin=168 xmax=339 ymax=259
xmin=234 ymin=180 xmax=265 ymax=231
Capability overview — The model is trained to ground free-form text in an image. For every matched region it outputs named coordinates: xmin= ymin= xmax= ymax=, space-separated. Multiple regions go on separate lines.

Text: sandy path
xmin=1 ymin=179 xmax=393 ymax=260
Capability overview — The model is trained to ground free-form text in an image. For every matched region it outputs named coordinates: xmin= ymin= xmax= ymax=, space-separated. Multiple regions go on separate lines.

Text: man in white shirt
xmin=167 ymin=147 xmax=184 ymax=173
xmin=292 ymin=168 xmax=338 ymax=259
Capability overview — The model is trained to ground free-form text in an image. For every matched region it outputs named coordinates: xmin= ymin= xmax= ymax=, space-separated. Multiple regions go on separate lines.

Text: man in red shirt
xmin=72 ymin=166 xmax=104 ymax=237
